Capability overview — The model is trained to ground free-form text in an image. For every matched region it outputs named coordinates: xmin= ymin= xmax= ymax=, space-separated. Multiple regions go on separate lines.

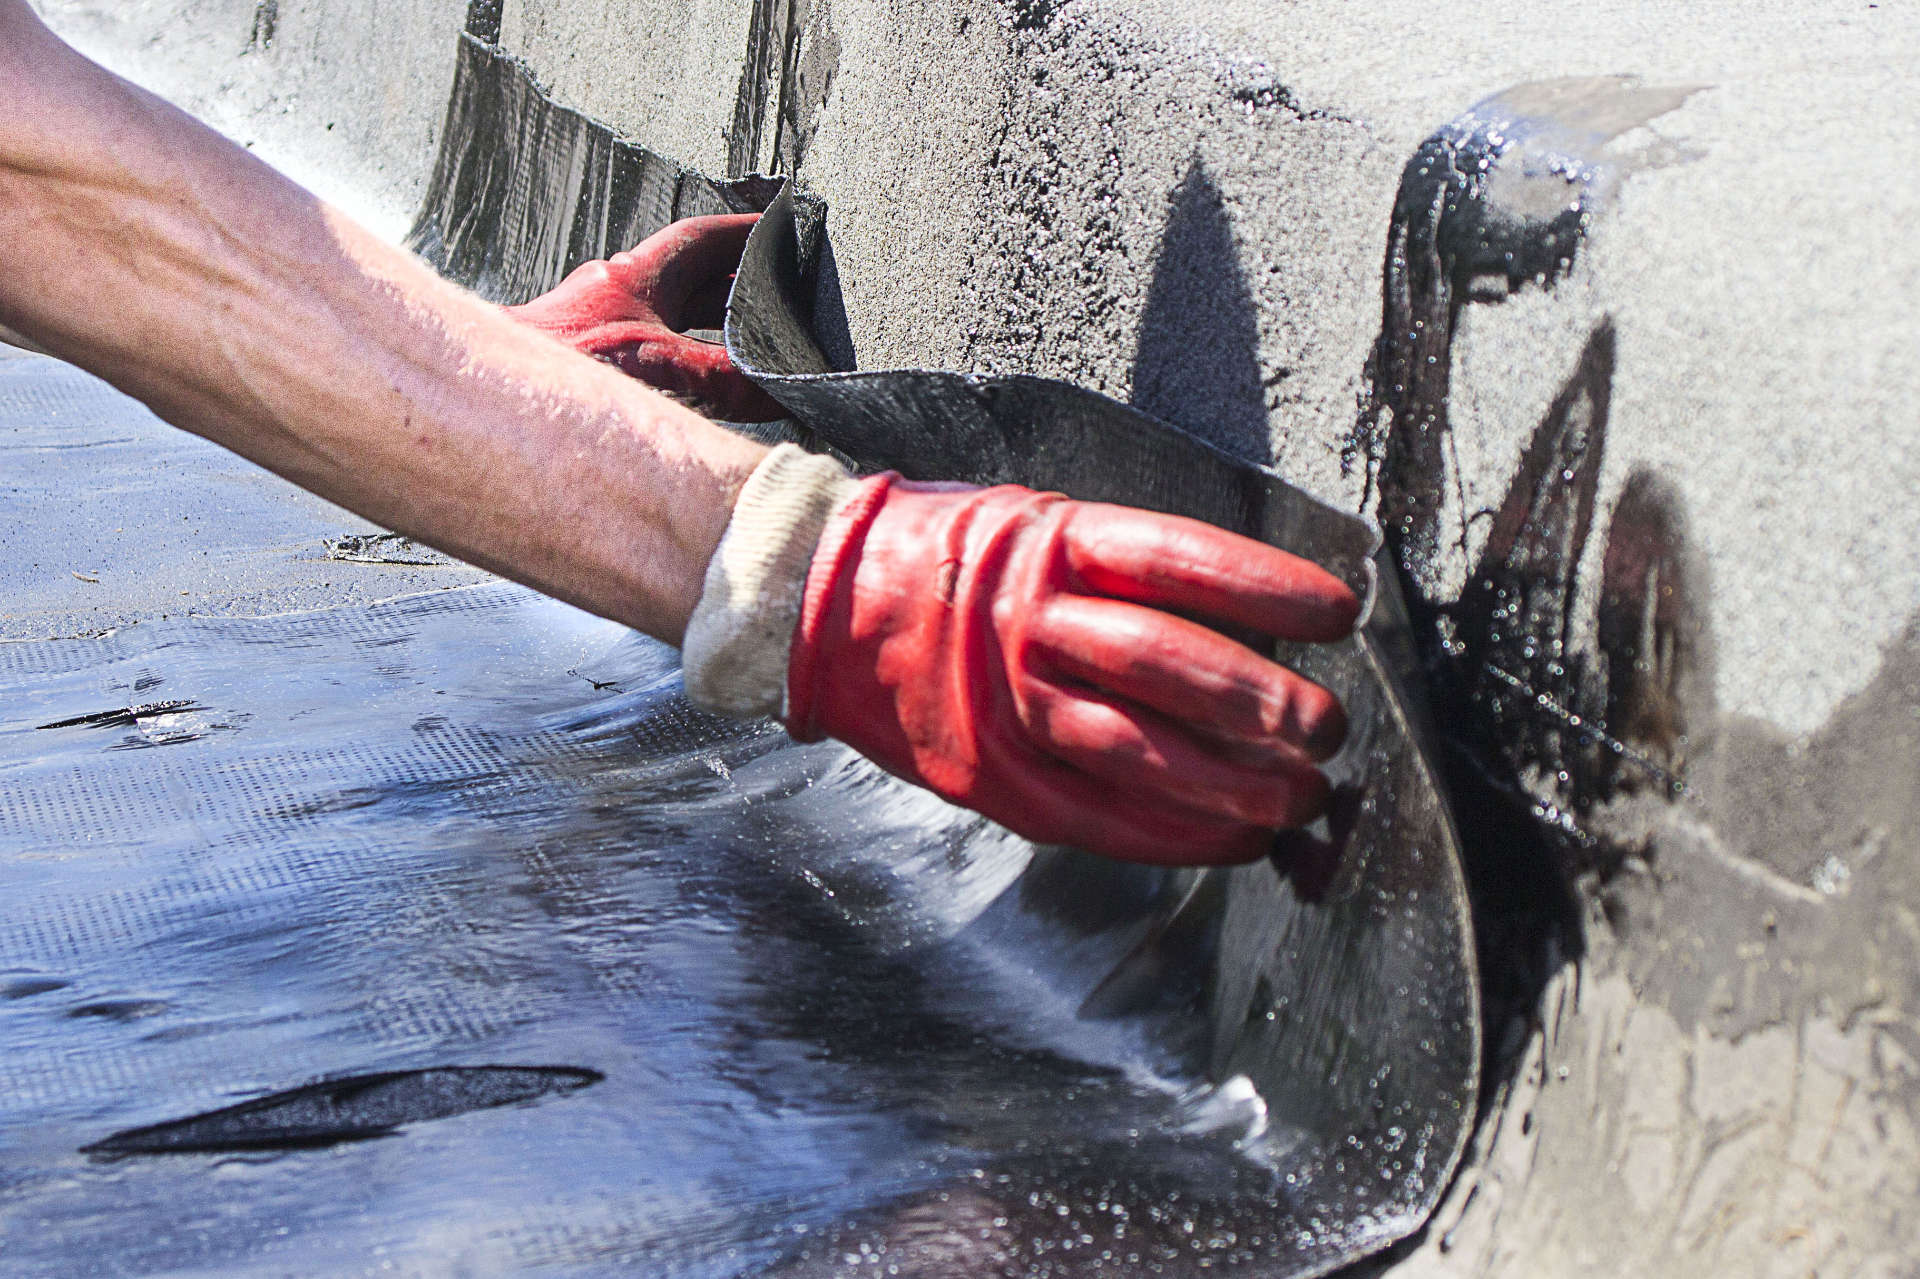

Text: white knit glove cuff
xmin=682 ymin=443 xmax=860 ymax=718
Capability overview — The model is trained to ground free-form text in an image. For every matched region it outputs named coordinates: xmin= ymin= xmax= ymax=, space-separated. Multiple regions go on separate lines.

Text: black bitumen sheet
xmin=0 ymin=31 xmax=1478 ymax=1279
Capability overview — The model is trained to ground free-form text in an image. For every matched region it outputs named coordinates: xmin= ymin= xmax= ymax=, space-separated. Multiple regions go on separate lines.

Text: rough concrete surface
xmin=26 ymin=0 xmax=1920 ymax=1273
xmin=493 ymin=0 xmax=755 ymax=177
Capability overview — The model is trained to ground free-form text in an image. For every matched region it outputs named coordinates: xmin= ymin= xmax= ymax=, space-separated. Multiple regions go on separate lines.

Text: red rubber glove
xmin=784 ymin=474 xmax=1361 ymax=866
xmin=503 ymin=213 xmax=785 ymax=422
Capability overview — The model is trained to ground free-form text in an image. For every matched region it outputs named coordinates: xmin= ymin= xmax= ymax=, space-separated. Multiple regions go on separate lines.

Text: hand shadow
xmin=1130 ymin=155 xmax=1273 ymax=466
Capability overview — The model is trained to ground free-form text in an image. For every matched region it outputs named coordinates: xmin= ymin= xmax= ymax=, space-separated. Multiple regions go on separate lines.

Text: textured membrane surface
xmin=0 ymin=580 xmax=1038 ymax=1275
xmin=0 ymin=574 xmax=1464 ymax=1278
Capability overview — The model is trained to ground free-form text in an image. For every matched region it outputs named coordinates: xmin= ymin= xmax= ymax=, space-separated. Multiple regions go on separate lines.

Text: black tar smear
xmin=84 ymin=1065 xmax=602 ymax=1155
xmin=36 ymin=700 xmax=203 ymax=731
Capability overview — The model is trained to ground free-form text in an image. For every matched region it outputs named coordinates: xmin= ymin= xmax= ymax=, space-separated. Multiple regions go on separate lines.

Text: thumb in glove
xmin=503 ymin=213 xmax=786 ymax=423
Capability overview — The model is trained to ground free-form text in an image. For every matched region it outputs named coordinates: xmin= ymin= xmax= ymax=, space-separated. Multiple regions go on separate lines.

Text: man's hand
xmin=684 ymin=448 xmax=1361 ymax=867
xmin=504 ymin=215 xmax=785 ymax=423
xmin=787 ymin=475 xmax=1359 ymax=865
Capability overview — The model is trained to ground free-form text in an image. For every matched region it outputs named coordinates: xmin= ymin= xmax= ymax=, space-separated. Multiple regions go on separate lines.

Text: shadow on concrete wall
xmin=809 ymin=234 xmax=858 ymax=372
xmin=1130 ymin=156 xmax=1272 ymax=466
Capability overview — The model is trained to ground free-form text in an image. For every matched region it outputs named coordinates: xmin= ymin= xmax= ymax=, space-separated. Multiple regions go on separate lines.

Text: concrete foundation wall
xmin=34 ymin=0 xmax=1920 ymax=1273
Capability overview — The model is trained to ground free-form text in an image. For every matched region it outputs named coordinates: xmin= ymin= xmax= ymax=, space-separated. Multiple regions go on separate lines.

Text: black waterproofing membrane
xmin=0 ymin=31 xmax=1478 ymax=1278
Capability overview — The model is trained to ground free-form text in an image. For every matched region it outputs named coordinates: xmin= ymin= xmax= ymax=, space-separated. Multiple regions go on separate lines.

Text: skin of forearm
xmin=0 ymin=4 xmax=768 ymax=644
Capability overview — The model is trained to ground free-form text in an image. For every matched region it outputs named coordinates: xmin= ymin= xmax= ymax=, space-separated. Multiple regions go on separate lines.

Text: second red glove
xmin=504 ymin=213 xmax=785 ymax=422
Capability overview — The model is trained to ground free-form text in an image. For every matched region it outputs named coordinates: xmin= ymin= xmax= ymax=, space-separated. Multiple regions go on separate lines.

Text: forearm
xmin=0 ymin=5 xmax=766 ymax=642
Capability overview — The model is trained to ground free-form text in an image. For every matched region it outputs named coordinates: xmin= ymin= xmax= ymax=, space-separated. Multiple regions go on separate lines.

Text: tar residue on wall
xmin=1346 ymin=81 xmax=1706 ymax=1096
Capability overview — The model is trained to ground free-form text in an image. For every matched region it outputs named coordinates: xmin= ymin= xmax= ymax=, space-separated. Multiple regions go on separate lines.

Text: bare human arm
xmin=0 ymin=1 xmax=767 ymax=644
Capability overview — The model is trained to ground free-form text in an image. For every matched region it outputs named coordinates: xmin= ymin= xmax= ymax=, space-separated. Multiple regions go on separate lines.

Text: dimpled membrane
xmin=0 ymin=576 xmax=1429 ymax=1279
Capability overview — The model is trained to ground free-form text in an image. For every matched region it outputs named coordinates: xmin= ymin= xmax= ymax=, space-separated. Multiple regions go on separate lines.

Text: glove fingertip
xmin=1275 ymin=766 xmax=1333 ymax=830
xmin=1295 ymin=684 xmax=1351 ymax=762
xmin=1298 ymin=576 xmax=1364 ymax=641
